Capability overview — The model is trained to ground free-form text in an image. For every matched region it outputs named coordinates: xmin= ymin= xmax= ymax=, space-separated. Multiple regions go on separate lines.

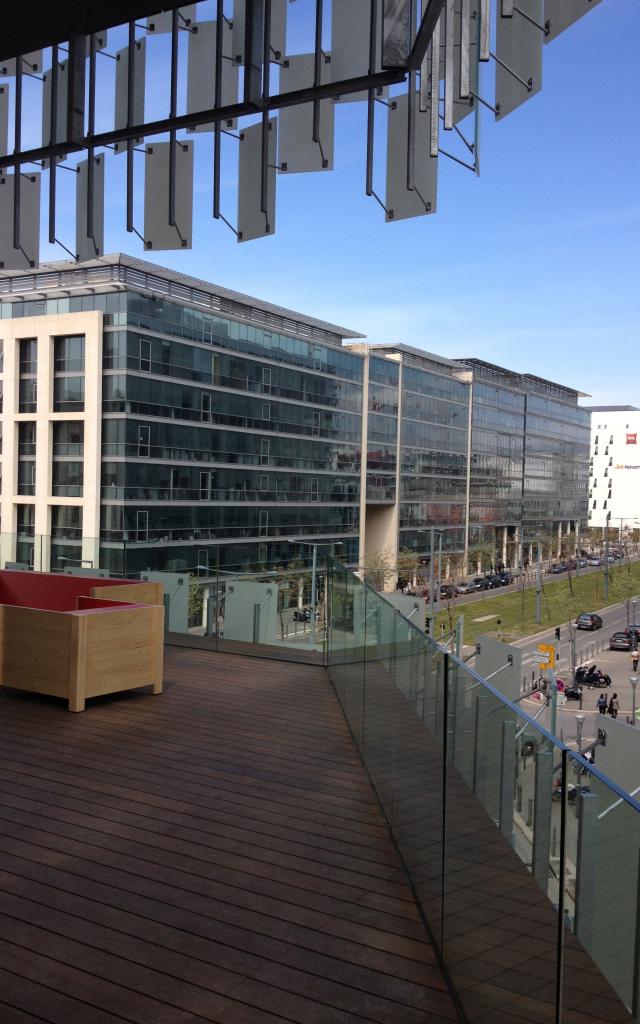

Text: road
xmin=510 ymin=596 xmax=640 ymax=747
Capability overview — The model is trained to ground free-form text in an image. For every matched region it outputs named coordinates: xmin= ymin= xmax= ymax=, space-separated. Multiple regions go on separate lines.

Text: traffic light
xmin=554 ymin=627 xmax=561 ymax=641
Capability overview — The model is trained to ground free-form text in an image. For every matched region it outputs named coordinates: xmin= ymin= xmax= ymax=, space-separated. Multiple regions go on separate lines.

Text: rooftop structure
xmin=0 ymin=1 xmax=610 ymax=262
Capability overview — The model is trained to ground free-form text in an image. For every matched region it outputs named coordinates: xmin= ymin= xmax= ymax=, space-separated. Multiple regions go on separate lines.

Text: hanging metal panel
xmin=42 ymin=59 xmax=68 ymax=146
xmin=76 ymin=155 xmax=105 ymax=261
xmin=187 ymin=20 xmax=238 ymax=131
xmin=237 ymin=118 xmax=277 ymax=242
xmin=435 ymin=0 xmax=476 ymax=125
xmin=544 ymin=0 xmax=604 ymax=42
xmin=114 ymin=38 xmax=147 ymax=154
xmin=0 ymin=86 xmax=7 ymax=158
xmin=385 ymin=91 xmax=437 ymax=222
xmin=495 ymin=0 xmax=543 ymax=120
xmin=331 ymin=0 xmax=387 ymax=102
xmin=146 ymin=6 xmax=197 ymax=32
xmin=0 ymin=51 xmax=42 ymax=76
xmin=279 ymin=53 xmax=334 ymax=173
xmin=232 ymin=0 xmax=287 ymax=63
xmin=143 ymin=140 xmax=194 ymax=249
xmin=0 ymin=172 xmax=40 ymax=269
xmin=383 ymin=0 xmax=413 ymax=67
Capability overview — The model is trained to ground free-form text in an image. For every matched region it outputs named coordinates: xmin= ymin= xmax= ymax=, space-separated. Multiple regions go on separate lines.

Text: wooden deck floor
xmin=0 ymin=647 xmax=459 ymax=1024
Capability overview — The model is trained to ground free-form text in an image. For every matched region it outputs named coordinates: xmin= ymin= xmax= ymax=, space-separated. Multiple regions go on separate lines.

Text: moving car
xmin=576 ymin=612 xmax=604 ymax=631
xmin=438 ymin=583 xmax=454 ymax=600
xmin=610 ymin=631 xmax=632 ymax=651
xmin=587 ymin=557 xmax=601 ymax=566
xmin=549 ymin=563 xmax=567 ymax=574
xmin=625 ymin=623 xmax=640 ymax=640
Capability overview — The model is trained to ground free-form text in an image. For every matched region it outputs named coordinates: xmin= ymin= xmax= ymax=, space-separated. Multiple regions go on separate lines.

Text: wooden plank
xmin=83 ymin=607 xmax=162 ymax=699
xmin=67 ymin=613 xmax=87 ymax=713
xmin=0 ymin=606 xmax=72 ymax=698
xmin=92 ymin=582 xmax=163 ymax=605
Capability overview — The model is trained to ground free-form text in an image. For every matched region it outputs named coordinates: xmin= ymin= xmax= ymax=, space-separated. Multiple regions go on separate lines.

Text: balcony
xmin=0 ymin=588 xmax=634 ymax=1023
xmin=0 ymin=646 xmax=458 ymax=1023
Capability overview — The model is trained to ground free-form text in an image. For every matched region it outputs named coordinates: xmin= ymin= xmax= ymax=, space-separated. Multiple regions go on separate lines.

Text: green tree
xmin=362 ymin=548 xmax=396 ymax=591
xmin=396 ymin=547 xmax=420 ymax=587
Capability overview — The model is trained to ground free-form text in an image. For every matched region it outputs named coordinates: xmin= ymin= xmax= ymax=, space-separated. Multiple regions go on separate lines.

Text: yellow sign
xmin=536 ymin=643 xmax=556 ymax=669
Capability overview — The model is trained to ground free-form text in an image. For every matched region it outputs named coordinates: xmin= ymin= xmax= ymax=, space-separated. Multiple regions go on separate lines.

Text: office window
xmin=138 ymin=425 xmax=151 ymax=457
xmin=19 ymin=338 xmax=37 ymax=374
xmin=19 ymin=377 xmax=37 ymax=413
xmin=54 ymin=376 xmax=84 ymax=411
xmin=139 ymin=337 xmax=151 ymax=372
xmin=53 ymin=421 xmax=83 ymax=457
xmin=51 ymin=505 xmax=82 ymax=539
xmin=54 ymin=335 xmax=85 ymax=372
xmin=16 ymin=504 xmax=35 ymax=536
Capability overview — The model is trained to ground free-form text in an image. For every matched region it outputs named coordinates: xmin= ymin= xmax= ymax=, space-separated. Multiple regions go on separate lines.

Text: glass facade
xmin=463 ymin=362 xmax=591 ymax=563
xmin=0 ymin=259 xmax=590 ymax=579
xmin=98 ymin=290 xmax=363 ymax=575
xmin=399 ymin=361 xmax=469 ymax=557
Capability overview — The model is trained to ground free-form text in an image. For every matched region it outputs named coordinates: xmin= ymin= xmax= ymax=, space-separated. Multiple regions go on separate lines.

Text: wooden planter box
xmin=0 ymin=572 xmax=164 ymax=712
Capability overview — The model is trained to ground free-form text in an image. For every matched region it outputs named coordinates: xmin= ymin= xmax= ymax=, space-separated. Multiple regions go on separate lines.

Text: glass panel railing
xmin=325 ymin=557 xmax=640 ymax=1023
xmin=564 ymin=750 xmax=640 ymax=1016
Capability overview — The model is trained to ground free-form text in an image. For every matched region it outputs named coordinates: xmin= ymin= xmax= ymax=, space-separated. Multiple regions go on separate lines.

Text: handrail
xmin=326 ymin=556 xmax=640 ymax=816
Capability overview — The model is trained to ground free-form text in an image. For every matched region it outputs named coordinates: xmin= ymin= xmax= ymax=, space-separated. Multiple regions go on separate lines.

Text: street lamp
xmin=604 ymin=510 xmax=611 ymax=601
xmin=575 ymin=713 xmax=585 ymax=754
xmin=630 ymin=675 xmax=638 ymax=726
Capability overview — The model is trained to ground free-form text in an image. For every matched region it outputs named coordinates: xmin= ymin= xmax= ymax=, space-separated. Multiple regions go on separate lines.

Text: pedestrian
xmin=632 ymin=649 xmax=639 ymax=672
xmin=608 ymin=693 xmax=620 ymax=719
xmin=597 ymin=693 xmax=608 ymax=715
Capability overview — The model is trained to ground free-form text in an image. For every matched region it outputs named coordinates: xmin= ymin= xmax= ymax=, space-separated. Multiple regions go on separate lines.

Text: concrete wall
xmin=0 ymin=311 xmax=103 ymax=570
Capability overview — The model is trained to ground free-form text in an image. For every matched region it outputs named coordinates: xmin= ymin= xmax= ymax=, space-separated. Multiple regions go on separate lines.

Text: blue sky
xmin=37 ymin=0 xmax=639 ymax=406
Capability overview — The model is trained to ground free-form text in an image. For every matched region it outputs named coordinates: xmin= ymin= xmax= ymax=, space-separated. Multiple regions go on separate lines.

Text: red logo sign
xmin=627 ymin=433 xmax=637 ymax=445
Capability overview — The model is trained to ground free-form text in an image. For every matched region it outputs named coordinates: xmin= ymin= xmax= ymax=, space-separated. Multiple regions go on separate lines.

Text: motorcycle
xmin=552 ymin=782 xmax=591 ymax=803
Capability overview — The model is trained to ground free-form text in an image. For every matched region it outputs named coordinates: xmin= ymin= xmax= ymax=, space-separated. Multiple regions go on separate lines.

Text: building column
xmin=502 ymin=526 xmax=508 ymax=568
xmin=557 ymin=520 xmax=563 ymax=558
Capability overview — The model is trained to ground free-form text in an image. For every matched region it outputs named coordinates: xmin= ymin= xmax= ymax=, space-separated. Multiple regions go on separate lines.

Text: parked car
xmin=610 ymin=632 xmax=632 ymax=651
xmin=625 ymin=624 xmax=640 ymax=640
xmin=576 ymin=612 xmax=604 ymax=631
xmin=587 ymin=557 xmax=601 ymax=566
xmin=455 ymin=580 xmax=481 ymax=594
xmin=549 ymin=563 xmax=567 ymax=574
xmin=498 ymin=571 xmax=513 ymax=585
xmin=485 ymin=574 xmax=503 ymax=589
xmin=472 ymin=576 xmax=493 ymax=590
xmin=439 ymin=583 xmax=454 ymax=600
xmin=577 ymin=559 xmax=588 ymax=568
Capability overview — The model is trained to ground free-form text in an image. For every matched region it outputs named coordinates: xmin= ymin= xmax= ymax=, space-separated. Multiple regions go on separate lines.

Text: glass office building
xmin=0 ymin=256 xmax=589 ymax=578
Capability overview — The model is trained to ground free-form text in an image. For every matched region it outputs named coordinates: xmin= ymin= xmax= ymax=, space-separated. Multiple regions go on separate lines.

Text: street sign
xmin=536 ymin=643 xmax=556 ymax=669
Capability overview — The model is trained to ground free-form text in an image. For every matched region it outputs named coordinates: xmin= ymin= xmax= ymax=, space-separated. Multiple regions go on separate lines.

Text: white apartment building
xmin=588 ymin=405 xmax=640 ymax=534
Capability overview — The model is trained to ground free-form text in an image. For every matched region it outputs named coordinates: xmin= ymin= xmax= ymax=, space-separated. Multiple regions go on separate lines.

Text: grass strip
xmin=434 ymin=563 xmax=640 ymax=648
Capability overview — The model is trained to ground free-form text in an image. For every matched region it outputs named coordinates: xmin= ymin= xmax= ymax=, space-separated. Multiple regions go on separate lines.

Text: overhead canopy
xmin=0 ymin=1 xmax=185 ymax=62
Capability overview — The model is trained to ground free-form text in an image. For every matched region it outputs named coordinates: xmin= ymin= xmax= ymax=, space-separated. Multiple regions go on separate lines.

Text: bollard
xmin=516 ymin=782 xmax=523 ymax=813
xmin=527 ymin=798 xmax=533 ymax=828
